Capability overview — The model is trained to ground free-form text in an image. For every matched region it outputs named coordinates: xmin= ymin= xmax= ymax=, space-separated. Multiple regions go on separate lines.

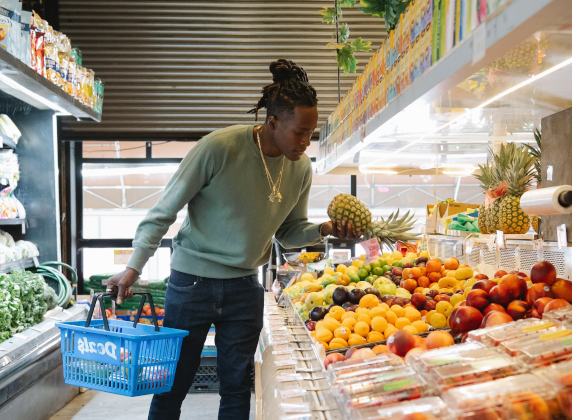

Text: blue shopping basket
xmin=56 ymin=292 xmax=188 ymax=397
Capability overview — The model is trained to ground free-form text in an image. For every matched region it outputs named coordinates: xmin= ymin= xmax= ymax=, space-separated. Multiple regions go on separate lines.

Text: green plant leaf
xmin=359 ymin=0 xmax=386 ymax=18
xmin=341 ymin=0 xmax=356 ymax=7
xmin=327 ymin=42 xmax=349 ymax=49
xmin=384 ymin=0 xmax=412 ymax=30
xmin=337 ymin=45 xmax=358 ymax=75
xmin=319 ymin=7 xmax=338 ymax=24
xmin=351 ymin=37 xmax=372 ymax=52
xmin=339 ymin=23 xmax=350 ymax=43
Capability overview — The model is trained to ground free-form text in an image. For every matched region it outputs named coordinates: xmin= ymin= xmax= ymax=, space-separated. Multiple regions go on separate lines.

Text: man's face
xmin=271 ymin=106 xmax=319 ymax=161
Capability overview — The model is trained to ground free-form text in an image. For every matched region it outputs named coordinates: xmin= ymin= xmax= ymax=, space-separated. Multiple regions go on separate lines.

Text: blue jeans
xmin=148 ymin=270 xmax=264 ymax=420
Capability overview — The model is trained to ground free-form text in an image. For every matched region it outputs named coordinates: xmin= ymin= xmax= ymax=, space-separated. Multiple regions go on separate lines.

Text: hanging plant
xmin=359 ymin=0 xmax=412 ymax=30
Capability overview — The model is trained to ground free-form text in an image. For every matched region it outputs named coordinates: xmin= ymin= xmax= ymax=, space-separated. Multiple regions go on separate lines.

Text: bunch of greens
xmin=9 ymin=269 xmax=48 ymax=328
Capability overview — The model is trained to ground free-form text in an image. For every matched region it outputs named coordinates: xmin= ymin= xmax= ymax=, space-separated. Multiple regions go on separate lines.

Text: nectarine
xmin=324 ymin=352 xmax=346 ymax=369
xmin=411 ymin=293 xmax=427 ymax=310
xmin=532 ymin=297 xmax=553 ymax=317
xmin=507 ymin=300 xmax=531 ymax=321
xmin=552 ymin=279 xmax=572 ymax=303
xmin=474 ymin=274 xmax=490 ymax=280
xmin=501 ymin=274 xmax=528 ymax=300
xmin=485 ymin=311 xmax=514 ymax=328
xmin=490 ymin=284 xmax=511 ymax=306
xmin=494 ymin=270 xmax=508 ymax=278
xmin=472 ymin=279 xmax=498 ymax=294
xmin=466 ymin=289 xmax=491 ymax=311
xmin=544 ymin=299 xmax=571 ymax=314
xmin=526 ymin=283 xmax=554 ymax=306
xmin=483 ymin=303 xmax=506 ymax=316
xmin=531 ymin=261 xmax=557 ymax=285
xmin=426 ymin=331 xmax=454 ymax=349
xmin=387 ymin=329 xmax=416 ymax=357
xmin=449 ymin=306 xmax=483 ymax=333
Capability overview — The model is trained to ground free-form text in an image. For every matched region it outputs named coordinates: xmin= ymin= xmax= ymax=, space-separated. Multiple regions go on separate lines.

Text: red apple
xmin=387 ymin=330 xmax=416 ymax=357
xmin=485 ymin=311 xmax=514 ymax=327
xmin=466 ymin=289 xmax=491 ymax=311
xmin=526 ymin=283 xmax=555 ymax=306
xmin=533 ymin=297 xmax=554 ymax=318
xmin=494 ymin=270 xmax=508 ymax=278
xmin=490 ymin=284 xmax=512 ymax=306
xmin=501 ymin=274 xmax=528 ymax=300
xmin=544 ymin=299 xmax=571 ymax=314
xmin=483 ymin=303 xmax=506 ymax=316
xmin=472 ymin=280 xmax=498 ymax=294
xmin=449 ymin=306 xmax=484 ymax=333
xmin=324 ymin=352 xmax=346 ymax=369
xmin=507 ymin=300 xmax=531 ymax=321
xmin=474 ymin=274 xmax=490 ymax=280
xmin=531 ymin=261 xmax=557 ymax=285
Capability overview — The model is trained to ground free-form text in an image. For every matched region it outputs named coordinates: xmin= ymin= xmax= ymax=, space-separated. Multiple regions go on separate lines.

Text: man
xmin=107 ymin=59 xmax=360 ymax=420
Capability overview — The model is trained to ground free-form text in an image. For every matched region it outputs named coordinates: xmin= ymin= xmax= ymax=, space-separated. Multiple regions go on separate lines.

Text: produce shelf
xmin=0 ymin=48 xmax=100 ymax=121
xmin=0 ymin=218 xmax=26 ymax=234
xmin=0 ymin=257 xmax=38 ymax=274
xmin=316 ymin=0 xmax=572 ymax=175
xmin=0 ymin=134 xmax=16 ymax=150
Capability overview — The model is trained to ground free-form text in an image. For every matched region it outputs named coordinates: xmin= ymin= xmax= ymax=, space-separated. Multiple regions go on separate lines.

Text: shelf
xmin=0 ymin=257 xmax=37 ymax=274
xmin=316 ymin=0 xmax=572 ymax=175
xmin=0 ymin=219 xmax=26 ymax=234
xmin=0 ymin=48 xmax=100 ymax=121
xmin=0 ymin=134 xmax=16 ymax=150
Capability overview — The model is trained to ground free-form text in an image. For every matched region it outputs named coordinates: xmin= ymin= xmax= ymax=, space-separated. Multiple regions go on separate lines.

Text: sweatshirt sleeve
xmin=126 ymin=140 xmax=218 ymax=273
xmin=275 ymin=163 xmax=322 ymax=249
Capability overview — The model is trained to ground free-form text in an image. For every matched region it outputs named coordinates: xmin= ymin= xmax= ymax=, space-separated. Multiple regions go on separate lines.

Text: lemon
xmin=352 ymin=259 xmax=364 ymax=268
xmin=336 ymin=264 xmax=347 ymax=274
xmin=385 ymin=257 xmax=395 ymax=265
xmin=300 ymin=273 xmax=314 ymax=282
xmin=345 ymin=266 xmax=358 ymax=274
xmin=324 ymin=267 xmax=335 ymax=276
xmin=391 ymin=251 xmax=403 ymax=260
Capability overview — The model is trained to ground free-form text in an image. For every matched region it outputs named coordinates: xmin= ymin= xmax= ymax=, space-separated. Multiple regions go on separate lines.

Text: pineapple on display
xmin=487 ymin=143 xmax=517 ymax=233
xmin=475 ymin=163 xmax=494 ymax=234
xmin=524 ymin=128 xmax=541 ymax=233
xmin=499 ymin=146 xmax=535 ymax=234
xmin=327 ymin=193 xmax=419 ymax=247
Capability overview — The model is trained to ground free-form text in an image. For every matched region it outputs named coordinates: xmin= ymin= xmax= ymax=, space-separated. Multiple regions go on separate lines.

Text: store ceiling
xmin=58 ymin=1 xmax=386 ymax=140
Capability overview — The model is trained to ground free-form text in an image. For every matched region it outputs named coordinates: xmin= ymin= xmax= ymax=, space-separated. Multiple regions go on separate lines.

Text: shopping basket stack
xmin=56 ymin=292 xmax=188 ymax=397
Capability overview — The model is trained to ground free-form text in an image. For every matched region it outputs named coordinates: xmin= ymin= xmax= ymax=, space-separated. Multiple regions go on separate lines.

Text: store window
xmin=152 ymin=141 xmax=196 ymax=158
xmin=82 ymin=141 xmax=147 ymax=158
xmin=83 ymin=248 xmax=171 ymax=281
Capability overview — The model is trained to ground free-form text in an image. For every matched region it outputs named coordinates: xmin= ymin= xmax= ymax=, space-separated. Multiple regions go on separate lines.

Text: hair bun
xmin=269 ymin=59 xmax=309 ymax=84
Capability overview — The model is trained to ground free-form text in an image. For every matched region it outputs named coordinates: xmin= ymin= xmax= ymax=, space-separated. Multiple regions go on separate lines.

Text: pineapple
xmin=474 ymin=163 xmax=494 ymax=234
xmin=327 ymin=194 xmax=419 ymax=248
xmin=499 ymin=146 xmax=535 ymax=234
xmin=487 ymin=143 xmax=517 ymax=233
xmin=327 ymin=194 xmax=372 ymax=232
xmin=531 ymin=216 xmax=539 ymax=233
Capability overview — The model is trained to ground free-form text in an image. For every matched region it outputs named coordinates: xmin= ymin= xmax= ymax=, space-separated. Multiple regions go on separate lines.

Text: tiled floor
xmin=49 ymin=390 xmax=256 ymax=420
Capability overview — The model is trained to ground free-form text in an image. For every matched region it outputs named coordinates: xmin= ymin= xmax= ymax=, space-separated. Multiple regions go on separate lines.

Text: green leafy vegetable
xmin=341 ymin=0 xmax=356 ymax=6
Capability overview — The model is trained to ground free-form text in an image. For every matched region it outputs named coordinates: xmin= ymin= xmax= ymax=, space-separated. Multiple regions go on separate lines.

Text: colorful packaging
xmin=0 ymin=0 xmax=17 ymax=53
xmin=19 ymin=10 xmax=30 ymax=65
xmin=58 ymin=33 xmax=70 ymax=90
xmin=34 ymin=27 xmax=44 ymax=76
xmin=9 ymin=0 xmax=20 ymax=57
xmin=445 ymin=0 xmax=456 ymax=53
xmin=44 ymin=27 xmax=60 ymax=85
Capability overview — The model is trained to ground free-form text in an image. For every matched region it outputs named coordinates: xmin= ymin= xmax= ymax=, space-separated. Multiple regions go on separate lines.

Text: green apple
xmin=373 ymin=267 xmax=384 ymax=276
xmin=357 ymin=268 xmax=369 ymax=280
xmin=370 ymin=261 xmax=381 ymax=269
xmin=377 ymin=282 xmax=397 ymax=296
xmin=363 ymin=264 xmax=372 ymax=273
xmin=392 ymin=261 xmax=403 ymax=267
xmin=377 ymin=258 xmax=388 ymax=267
xmin=382 ymin=265 xmax=392 ymax=274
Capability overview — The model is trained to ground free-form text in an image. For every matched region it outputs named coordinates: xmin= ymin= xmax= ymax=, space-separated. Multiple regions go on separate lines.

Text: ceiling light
xmin=442 ymin=164 xmax=477 ymax=176
xmin=359 ymin=165 xmax=398 ymax=175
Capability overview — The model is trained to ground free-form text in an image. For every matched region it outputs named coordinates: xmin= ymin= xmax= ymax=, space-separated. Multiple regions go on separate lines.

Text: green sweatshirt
xmin=127 ymin=124 xmax=322 ymax=278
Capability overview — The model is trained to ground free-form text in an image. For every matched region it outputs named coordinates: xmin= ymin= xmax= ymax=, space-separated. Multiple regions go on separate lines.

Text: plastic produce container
xmin=325 ymin=353 xmax=404 ymax=386
xmin=352 ymin=396 xmax=453 ymax=420
xmin=443 ymin=374 xmax=560 ymax=420
xmin=470 ymin=319 xmax=561 ymax=347
xmin=412 ymin=341 xmax=488 ymax=374
xmin=502 ymin=328 xmax=572 ymax=367
xmin=534 ymin=359 xmax=572 ymax=419
xmin=543 ymin=305 xmax=572 ymax=322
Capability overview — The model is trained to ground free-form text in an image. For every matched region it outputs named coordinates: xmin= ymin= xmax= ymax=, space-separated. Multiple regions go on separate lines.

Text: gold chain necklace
xmin=256 ymin=126 xmax=285 ymax=202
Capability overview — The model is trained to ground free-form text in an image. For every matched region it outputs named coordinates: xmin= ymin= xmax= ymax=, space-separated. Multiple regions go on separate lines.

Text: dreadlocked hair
xmin=248 ymin=59 xmax=318 ymax=121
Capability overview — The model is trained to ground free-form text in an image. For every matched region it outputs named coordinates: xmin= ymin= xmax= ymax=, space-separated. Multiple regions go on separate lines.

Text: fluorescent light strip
xmin=83 ymin=165 xmax=179 ymax=177
xmin=360 ymin=56 xmax=572 ymax=172
xmin=0 ymin=73 xmax=71 ymax=115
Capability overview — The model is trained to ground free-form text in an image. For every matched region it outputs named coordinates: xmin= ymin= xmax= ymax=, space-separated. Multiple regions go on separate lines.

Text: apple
xmin=507 ymin=300 xmax=531 ymax=321
xmin=494 ymin=270 xmax=508 ymax=278
xmin=449 ymin=306 xmax=484 ymax=333
xmin=472 ymin=280 xmax=498 ymax=294
xmin=490 ymin=284 xmax=512 ymax=306
xmin=324 ymin=352 xmax=346 ymax=369
xmin=531 ymin=261 xmax=557 ymax=285
xmin=483 ymin=303 xmax=506 ymax=316
xmin=544 ymin=299 xmax=571 ymax=314
xmin=466 ymin=289 xmax=491 ymax=311
xmin=500 ymin=274 xmax=528 ymax=300
xmin=526 ymin=283 xmax=554 ymax=306
xmin=474 ymin=274 xmax=490 ymax=280
xmin=387 ymin=330 xmax=416 ymax=357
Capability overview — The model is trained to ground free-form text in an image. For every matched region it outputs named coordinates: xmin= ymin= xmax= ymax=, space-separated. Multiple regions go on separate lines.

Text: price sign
xmin=496 ymin=231 xmax=505 ymax=249
xmin=557 ymin=224 xmax=567 ymax=249
xmin=466 ymin=238 xmax=476 ymax=254
xmin=114 ymin=249 xmax=133 ymax=265
xmin=360 ymin=238 xmax=380 ymax=263
xmin=533 ymin=239 xmax=544 ymax=250
xmin=487 ymin=234 xmax=496 ymax=252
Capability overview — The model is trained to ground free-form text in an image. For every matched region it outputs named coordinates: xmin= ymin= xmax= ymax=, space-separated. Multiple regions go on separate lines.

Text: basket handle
xmin=85 ymin=292 xmax=160 ymax=332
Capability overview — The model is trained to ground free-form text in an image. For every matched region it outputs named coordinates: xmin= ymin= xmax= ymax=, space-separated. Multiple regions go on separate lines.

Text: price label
xmin=138 ymin=280 xmax=148 ymax=286
xmin=114 ymin=249 xmax=133 ymax=265
xmin=558 ymin=224 xmax=567 ymax=249
xmin=359 ymin=238 xmax=380 ymax=263
xmin=466 ymin=238 xmax=476 ymax=254
xmin=277 ymin=374 xmax=303 ymax=383
xmin=487 ymin=234 xmax=496 ymax=252
xmin=533 ymin=239 xmax=544 ymax=250
xmin=280 ymin=389 xmax=307 ymax=399
xmin=496 ymin=231 xmax=505 ymax=249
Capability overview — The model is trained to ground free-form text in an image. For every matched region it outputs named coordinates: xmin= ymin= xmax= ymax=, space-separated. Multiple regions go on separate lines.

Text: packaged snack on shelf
xmin=71 ymin=45 xmax=82 ymax=65
xmin=428 ymin=354 xmax=527 ymax=392
xmin=0 ymin=0 xmax=16 ymax=53
xmin=35 ymin=20 xmax=45 ymax=76
xmin=504 ymin=328 xmax=572 ymax=367
xmin=19 ymin=10 xmax=30 ymax=65
xmin=10 ymin=1 xmax=20 ymax=58
xmin=443 ymin=374 xmax=560 ymax=420
xmin=44 ymin=26 xmax=61 ymax=85
xmin=326 ymin=353 xmax=404 ymax=385
xmin=533 ymin=359 xmax=572 ymax=419
xmin=353 ymin=396 xmax=453 ymax=420
xmin=412 ymin=341 xmax=489 ymax=373
xmin=58 ymin=33 xmax=70 ymax=90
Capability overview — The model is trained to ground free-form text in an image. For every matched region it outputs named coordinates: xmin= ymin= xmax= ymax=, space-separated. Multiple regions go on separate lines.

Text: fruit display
xmin=328 ymin=194 xmax=420 ymax=248
xmin=352 ymin=396 xmax=453 ymax=420
xmin=533 ymin=359 xmax=572 ymax=419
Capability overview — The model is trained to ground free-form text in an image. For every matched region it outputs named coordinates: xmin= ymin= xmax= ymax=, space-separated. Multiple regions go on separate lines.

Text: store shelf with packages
xmin=0 ymin=47 xmax=100 ymax=122
xmin=316 ymin=0 xmax=572 ymax=175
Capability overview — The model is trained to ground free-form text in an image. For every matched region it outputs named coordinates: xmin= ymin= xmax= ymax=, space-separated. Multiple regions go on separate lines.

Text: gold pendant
xmin=276 ymin=192 xmax=282 ymax=202
xmin=269 ymin=193 xmax=275 ymax=202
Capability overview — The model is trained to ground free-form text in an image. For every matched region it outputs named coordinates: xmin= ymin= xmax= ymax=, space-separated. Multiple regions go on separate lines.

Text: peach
xmin=324 ymin=352 xmax=346 ymax=369
xmin=532 ymin=297 xmax=553 ymax=318
xmin=544 ymin=299 xmax=571 ymax=314
xmin=400 ymin=279 xmax=418 ymax=293
xmin=427 ymin=272 xmax=442 ymax=283
xmin=387 ymin=329 xmax=416 ymax=357
xmin=371 ymin=344 xmax=389 ymax=354
xmin=444 ymin=257 xmax=459 ymax=270
xmin=417 ymin=276 xmax=430 ymax=288
xmin=485 ymin=311 xmax=514 ymax=328
xmin=507 ymin=300 xmax=531 ymax=321
xmin=553 ymin=279 xmax=572 ymax=303
xmin=501 ymin=274 xmax=528 ymax=300
xmin=411 ymin=293 xmax=427 ymax=310
xmin=424 ymin=300 xmax=437 ymax=311
xmin=474 ymin=274 xmax=490 ymax=280
xmin=344 ymin=347 xmax=358 ymax=359
xmin=483 ymin=303 xmax=506 ymax=316
xmin=526 ymin=283 xmax=554 ymax=306
xmin=472 ymin=279 xmax=498 ymax=294
xmin=531 ymin=261 xmax=557 ymax=285
xmin=466 ymin=289 xmax=491 ymax=311
xmin=490 ymin=284 xmax=512 ymax=306
xmin=449 ymin=306 xmax=484 ymax=333
xmin=494 ymin=270 xmax=508 ymax=278
xmin=426 ymin=260 xmax=442 ymax=273
xmin=426 ymin=331 xmax=455 ymax=349
xmin=437 ymin=294 xmax=451 ymax=303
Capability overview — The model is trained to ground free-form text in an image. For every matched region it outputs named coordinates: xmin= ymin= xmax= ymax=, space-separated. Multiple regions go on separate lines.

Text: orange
xmin=412 ymin=320 xmax=429 ymax=333
xmin=405 ymin=307 xmax=421 ymax=322
xmin=395 ymin=317 xmax=412 ymax=330
xmin=357 ymin=314 xmax=372 ymax=326
xmin=369 ymin=307 xmax=387 ymax=319
xmin=426 ymin=259 xmax=442 ymax=273
xmin=334 ymin=326 xmax=351 ymax=340
xmin=367 ymin=331 xmax=385 ymax=343
xmin=341 ymin=311 xmax=357 ymax=321
xmin=316 ymin=328 xmax=333 ymax=343
xmin=341 ymin=317 xmax=358 ymax=332
xmin=386 ymin=310 xmax=398 ymax=325
xmin=354 ymin=321 xmax=370 ymax=337
xmin=417 ymin=276 xmax=430 ymax=288
xmin=403 ymin=268 xmax=412 ymax=279
xmin=418 ymin=267 xmax=427 ymax=277
xmin=371 ymin=316 xmax=388 ymax=333
xmin=403 ymin=325 xmax=419 ymax=335
xmin=428 ymin=272 xmax=442 ymax=283
xmin=348 ymin=334 xmax=367 ymax=346
xmin=410 ymin=267 xmax=422 ymax=279
xmin=359 ymin=294 xmax=379 ymax=309
xmin=329 ymin=338 xmax=349 ymax=349
xmin=391 ymin=305 xmax=405 ymax=318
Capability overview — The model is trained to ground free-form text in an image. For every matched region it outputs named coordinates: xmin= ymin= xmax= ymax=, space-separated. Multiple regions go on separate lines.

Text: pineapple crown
xmin=363 ymin=210 xmax=420 ymax=249
xmin=523 ymin=128 xmax=541 ymax=184
xmin=506 ymin=146 xmax=535 ymax=197
xmin=475 ymin=162 xmax=494 ymax=192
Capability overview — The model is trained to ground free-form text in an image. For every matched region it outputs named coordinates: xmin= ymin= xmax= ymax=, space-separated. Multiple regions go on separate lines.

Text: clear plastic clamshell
xmin=412 ymin=341 xmax=487 ymax=374
xmin=533 ymin=359 xmax=572 ymax=419
xmin=502 ymin=328 xmax=572 ymax=367
xmin=472 ymin=319 xmax=561 ymax=347
xmin=352 ymin=396 xmax=453 ymax=420
xmin=325 ymin=353 xmax=404 ymax=386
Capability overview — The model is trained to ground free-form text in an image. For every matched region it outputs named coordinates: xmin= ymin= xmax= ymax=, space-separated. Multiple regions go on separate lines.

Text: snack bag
xmin=19 ymin=10 xmax=31 ymax=65
xmin=0 ymin=0 xmax=16 ymax=52
xmin=44 ymin=25 xmax=60 ymax=84
xmin=58 ymin=33 xmax=70 ymax=89
xmin=9 ymin=0 xmax=19 ymax=57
